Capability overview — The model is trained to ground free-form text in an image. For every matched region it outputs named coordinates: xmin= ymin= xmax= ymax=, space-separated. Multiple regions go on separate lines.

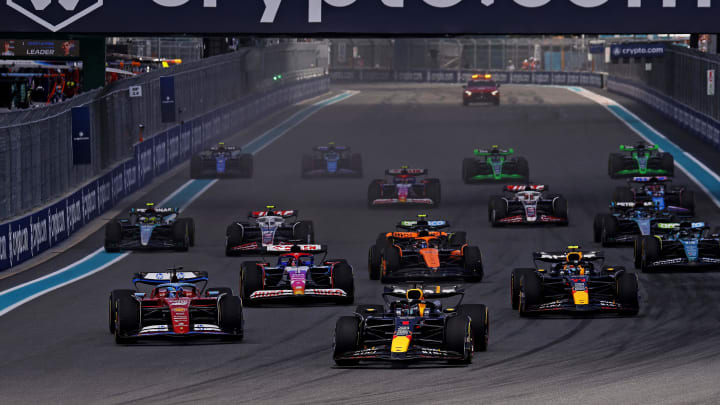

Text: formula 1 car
xmin=190 ymin=142 xmax=253 ymax=179
xmin=240 ymin=244 xmax=354 ymax=306
xmin=368 ymin=167 xmax=441 ymax=208
xmin=109 ymin=267 xmax=243 ymax=344
xmin=462 ymin=74 xmax=500 ymax=106
xmin=612 ymin=176 xmax=694 ymax=215
xmin=333 ymin=286 xmax=488 ymax=365
xmin=511 ymin=246 xmax=639 ymax=316
xmin=594 ymin=201 xmax=678 ymax=248
xmin=104 ymin=203 xmax=195 ymax=252
xmin=636 ymin=222 xmax=720 ymax=272
xmin=367 ymin=217 xmax=483 ymax=283
xmin=462 ymin=146 xmax=529 ymax=183
xmin=608 ymin=143 xmax=674 ymax=179
xmin=225 ymin=206 xmax=314 ymax=256
xmin=488 ymin=185 xmax=568 ymax=226
xmin=301 ymin=143 xmax=362 ymax=178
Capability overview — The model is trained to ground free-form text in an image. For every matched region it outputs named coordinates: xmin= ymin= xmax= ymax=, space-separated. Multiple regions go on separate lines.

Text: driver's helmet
xmin=278 ymin=255 xmax=298 ymax=267
xmin=298 ymin=255 xmax=313 ymax=266
xmin=646 ymin=184 xmax=664 ymax=196
xmin=563 ymin=252 xmax=584 ymax=275
xmin=165 ymin=286 xmax=177 ymax=298
xmin=414 ymin=239 xmax=428 ymax=250
xmin=427 ymin=238 xmax=440 ymax=249
xmin=406 ymin=288 xmax=424 ymax=302
xmin=217 ymin=142 xmax=226 ymax=151
xmin=490 ymin=145 xmax=500 ymax=153
xmin=678 ymin=228 xmax=693 ymax=239
xmin=145 ymin=202 xmax=157 ymax=213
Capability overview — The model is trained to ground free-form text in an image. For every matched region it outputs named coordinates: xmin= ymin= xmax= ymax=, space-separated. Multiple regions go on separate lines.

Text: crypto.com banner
xmin=0 ymin=0 xmax=717 ymax=34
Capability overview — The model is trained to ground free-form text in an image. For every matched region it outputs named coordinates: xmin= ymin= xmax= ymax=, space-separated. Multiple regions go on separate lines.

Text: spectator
xmin=507 ymin=59 xmax=515 ymax=71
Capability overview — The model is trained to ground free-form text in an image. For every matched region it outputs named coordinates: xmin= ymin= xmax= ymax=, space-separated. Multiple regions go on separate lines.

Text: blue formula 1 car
xmin=636 ymin=222 xmax=720 ymax=272
xmin=301 ymin=143 xmax=362 ymax=178
xmin=594 ymin=201 xmax=678 ymax=248
xmin=612 ymin=177 xmax=694 ymax=216
xmin=104 ymin=203 xmax=195 ymax=252
xmin=190 ymin=143 xmax=253 ymax=179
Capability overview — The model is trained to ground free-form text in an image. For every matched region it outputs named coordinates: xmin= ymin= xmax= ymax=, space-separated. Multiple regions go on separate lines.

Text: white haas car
xmin=225 ymin=207 xmax=315 ymax=256
xmin=488 ymin=185 xmax=569 ymax=227
xmin=240 ymin=244 xmax=354 ymax=306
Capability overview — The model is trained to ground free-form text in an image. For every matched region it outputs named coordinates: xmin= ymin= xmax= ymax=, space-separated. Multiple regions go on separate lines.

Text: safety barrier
xmin=329 ymin=69 xmax=604 ymax=88
xmin=0 ymin=75 xmax=330 ymax=272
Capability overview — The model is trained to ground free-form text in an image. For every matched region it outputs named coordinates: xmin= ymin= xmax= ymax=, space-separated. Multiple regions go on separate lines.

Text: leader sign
xmin=1 ymin=0 xmax=718 ymax=34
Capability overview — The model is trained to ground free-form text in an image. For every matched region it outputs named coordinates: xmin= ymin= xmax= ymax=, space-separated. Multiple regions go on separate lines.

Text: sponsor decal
xmin=9 ymin=223 xmax=30 ymax=265
xmin=30 ymin=216 xmax=48 ymax=255
xmin=82 ymin=187 xmax=97 ymax=222
xmin=97 ymin=178 xmax=111 ymax=213
xmin=48 ymin=207 xmax=66 ymax=243
xmin=124 ymin=162 xmax=137 ymax=192
xmin=167 ymin=132 xmax=179 ymax=164
xmin=66 ymin=197 xmax=82 ymax=234
xmin=0 ymin=233 xmax=6 ymax=263
xmin=112 ymin=168 xmax=124 ymax=202
xmin=154 ymin=138 xmax=167 ymax=171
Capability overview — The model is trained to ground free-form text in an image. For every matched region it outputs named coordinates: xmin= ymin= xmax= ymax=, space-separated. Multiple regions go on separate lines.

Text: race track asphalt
xmin=1 ymin=83 xmax=719 ymax=405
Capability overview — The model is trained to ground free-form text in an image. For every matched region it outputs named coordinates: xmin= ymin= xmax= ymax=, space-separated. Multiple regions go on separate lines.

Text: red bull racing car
xmin=488 ymin=185 xmax=569 ymax=226
xmin=240 ymin=244 xmax=354 ymax=306
xmin=368 ymin=167 xmax=441 ymax=208
xmin=225 ymin=206 xmax=315 ymax=256
xmin=333 ymin=285 xmax=488 ymax=366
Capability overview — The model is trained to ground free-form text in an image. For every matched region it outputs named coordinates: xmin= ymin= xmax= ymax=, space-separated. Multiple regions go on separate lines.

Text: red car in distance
xmin=463 ymin=74 xmax=501 ymax=106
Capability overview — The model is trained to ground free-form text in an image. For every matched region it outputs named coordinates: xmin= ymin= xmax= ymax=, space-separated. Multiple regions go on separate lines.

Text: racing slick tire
xmin=332 ymin=263 xmax=355 ymax=305
xmin=190 ymin=155 xmax=203 ymax=179
xmin=445 ymin=314 xmax=473 ymax=364
xmin=375 ymin=232 xmax=389 ymax=247
xmin=206 ymin=287 xmax=233 ymax=297
xmin=239 ymin=154 xmax=254 ymax=178
xmin=511 ymin=268 xmax=537 ymax=310
xmin=616 ymin=272 xmax=640 ymax=316
xmin=593 ymin=214 xmax=605 ymax=243
xmin=489 ymin=197 xmax=508 ymax=227
xmin=109 ymin=289 xmax=135 ymax=333
xmin=114 ymin=295 xmax=140 ymax=344
xmin=350 ymin=153 xmax=363 ymax=178
xmin=426 ymin=179 xmax=442 ymax=208
xmin=226 ymin=223 xmax=244 ymax=256
xmin=450 ymin=231 xmax=467 ymax=248
xmin=293 ymin=221 xmax=315 ymax=243
xmin=462 ymin=100 xmax=469 ymax=107
xmin=301 ymin=155 xmax=313 ymax=178
xmin=462 ymin=158 xmax=478 ymax=183
xmin=516 ymin=157 xmax=530 ymax=181
xmin=552 ymin=196 xmax=569 ymax=226
xmin=458 ymin=304 xmax=489 ymax=352
xmin=355 ymin=304 xmax=385 ymax=316
xmin=186 ymin=218 xmax=196 ymax=247
xmin=640 ymin=236 xmax=661 ymax=273
xmin=608 ymin=153 xmax=624 ymax=178
xmin=367 ymin=181 xmax=382 ymax=209
xmin=218 ymin=295 xmax=244 ymax=340
xmin=519 ymin=273 xmax=543 ymax=317
xmin=612 ymin=187 xmax=634 ymax=203
xmin=104 ymin=221 xmax=122 ymax=253
xmin=600 ymin=214 xmax=619 ymax=247
xmin=173 ymin=220 xmax=190 ymax=251
xmin=660 ymin=153 xmax=675 ymax=177
xmin=463 ymin=246 xmax=484 ymax=282
xmin=633 ymin=238 xmax=643 ymax=269
xmin=240 ymin=261 xmax=263 ymax=306
xmin=333 ymin=316 xmax=361 ymax=366
xmin=368 ymin=245 xmax=382 ymax=280
xmin=381 ymin=241 xmax=402 ymax=281
xmin=680 ymin=190 xmax=695 ymax=214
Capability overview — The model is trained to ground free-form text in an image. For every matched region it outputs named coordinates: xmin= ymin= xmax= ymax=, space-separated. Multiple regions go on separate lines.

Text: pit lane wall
xmin=0 ymin=75 xmax=329 ymax=272
xmin=330 ymin=69 xmax=605 ymax=88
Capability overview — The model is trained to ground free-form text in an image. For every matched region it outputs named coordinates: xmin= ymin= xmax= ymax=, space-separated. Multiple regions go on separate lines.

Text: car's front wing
xmin=335 ymin=345 xmax=466 ymax=363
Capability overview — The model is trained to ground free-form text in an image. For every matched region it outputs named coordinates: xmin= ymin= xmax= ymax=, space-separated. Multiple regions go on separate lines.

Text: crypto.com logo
xmin=6 ymin=0 xmax=103 ymax=32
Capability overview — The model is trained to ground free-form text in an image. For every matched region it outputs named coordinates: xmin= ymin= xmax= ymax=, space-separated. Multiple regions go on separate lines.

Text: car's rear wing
xmin=248 ymin=210 xmax=297 ymax=219
xmin=620 ymin=144 xmax=658 ymax=152
xmin=385 ymin=168 xmax=427 ymax=176
xmin=315 ymin=144 xmax=347 ymax=151
xmin=383 ymin=285 xmax=464 ymax=300
xmin=397 ymin=219 xmax=449 ymax=231
xmin=505 ymin=184 xmax=546 ymax=192
xmin=133 ymin=270 xmax=209 ymax=286
xmin=474 ymin=147 xmax=513 ymax=156
xmin=630 ymin=176 xmax=670 ymax=183
xmin=264 ymin=244 xmax=327 ymax=253
xmin=533 ymin=249 xmax=604 ymax=264
xmin=130 ymin=207 xmax=178 ymax=214
xmin=210 ymin=145 xmax=238 ymax=151
xmin=610 ymin=201 xmax=655 ymax=210
xmin=656 ymin=222 xmax=707 ymax=231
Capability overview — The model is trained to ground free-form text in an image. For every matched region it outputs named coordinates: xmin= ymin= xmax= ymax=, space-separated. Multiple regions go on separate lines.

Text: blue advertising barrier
xmin=0 ymin=76 xmax=330 ymax=272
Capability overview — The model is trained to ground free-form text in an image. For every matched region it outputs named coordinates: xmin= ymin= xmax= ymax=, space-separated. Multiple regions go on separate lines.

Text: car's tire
xmin=463 ymin=100 xmax=469 ymax=107
xmin=516 ymin=157 xmax=530 ymax=181
xmin=109 ymin=289 xmax=135 ymax=333
xmin=114 ymin=295 xmax=140 ymax=344
xmin=616 ymin=272 xmax=639 ymax=316
xmin=355 ymin=304 xmax=384 ymax=316
xmin=552 ymin=196 xmax=569 ymax=225
xmin=239 ymin=154 xmax=254 ymax=178
xmin=185 ymin=217 xmax=196 ymax=247
xmin=462 ymin=158 xmax=477 ymax=183
xmin=226 ymin=223 xmax=243 ymax=256
xmin=489 ymin=197 xmax=507 ymax=227
xmin=172 ymin=220 xmax=190 ymax=251
xmin=293 ymin=221 xmax=315 ymax=243
xmin=383 ymin=241 xmax=401 ymax=273
xmin=206 ymin=287 xmax=233 ymax=297
xmin=680 ymin=190 xmax=695 ymax=214
xmin=640 ymin=236 xmax=661 ymax=273
xmin=450 ymin=231 xmax=467 ymax=248
xmin=332 ymin=263 xmax=355 ymax=305
xmin=240 ymin=261 xmax=263 ymax=306
xmin=368 ymin=245 xmax=382 ymax=281
xmin=633 ymin=238 xmax=642 ymax=269
xmin=367 ymin=181 xmax=382 ymax=209
xmin=458 ymin=304 xmax=489 ymax=352
xmin=600 ymin=214 xmax=619 ymax=247
xmin=350 ymin=153 xmax=363 ymax=178
xmin=218 ymin=295 xmax=244 ymax=339
xmin=190 ymin=155 xmax=203 ymax=179
xmin=426 ymin=179 xmax=442 ymax=208
xmin=609 ymin=153 xmax=624 ymax=178
xmin=104 ymin=221 xmax=122 ymax=253
xmin=511 ymin=268 xmax=536 ymax=310
xmin=613 ymin=187 xmax=634 ymax=203
xmin=463 ymin=246 xmax=483 ymax=282
xmin=301 ymin=155 xmax=313 ymax=178
xmin=333 ymin=316 xmax=361 ymax=366
xmin=661 ymin=153 xmax=675 ymax=176
xmin=445 ymin=314 xmax=472 ymax=364
xmin=519 ymin=273 xmax=543 ymax=317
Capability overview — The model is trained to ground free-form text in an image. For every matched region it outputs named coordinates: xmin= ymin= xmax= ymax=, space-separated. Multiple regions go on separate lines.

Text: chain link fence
xmin=0 ymin=41 xmax=329 ymax=221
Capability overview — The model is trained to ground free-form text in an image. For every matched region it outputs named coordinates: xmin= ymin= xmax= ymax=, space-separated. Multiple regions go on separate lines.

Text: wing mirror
xmin=206 ymin=290 xmax=220 ymax=297
xmin=134 ymin=293 xmax=146 ymax=298
xmin=365 ymin=308 xmax=377 ymax=313
xmin=443 ymin=308 xmax=456 ymax=313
